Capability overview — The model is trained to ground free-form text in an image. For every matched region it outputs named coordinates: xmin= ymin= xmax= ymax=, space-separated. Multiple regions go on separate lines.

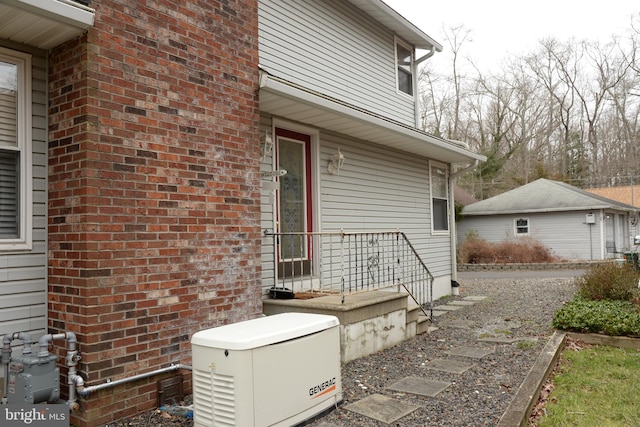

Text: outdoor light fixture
xmin=260 ymin=132 xmax=273 ymax=158
xmin=327 ymin=148 xmax=345 ymax=175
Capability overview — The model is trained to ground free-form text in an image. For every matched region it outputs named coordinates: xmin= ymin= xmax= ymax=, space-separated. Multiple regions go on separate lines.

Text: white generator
xmin=191 ymin=313 xmax=342 ymax=427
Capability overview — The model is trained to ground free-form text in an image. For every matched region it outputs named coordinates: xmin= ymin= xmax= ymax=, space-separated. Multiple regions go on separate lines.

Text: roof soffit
xmin=0 ymin=0 xmax=95 ymax=49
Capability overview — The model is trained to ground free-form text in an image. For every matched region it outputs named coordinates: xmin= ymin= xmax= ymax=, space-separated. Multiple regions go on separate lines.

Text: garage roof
xmin=463 ymin=178 xmax=638 ymax=216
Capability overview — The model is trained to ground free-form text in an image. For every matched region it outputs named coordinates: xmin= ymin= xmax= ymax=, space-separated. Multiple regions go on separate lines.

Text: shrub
xmin=575 ymin=262 xmax=640 ymax=302
xmin=553 ymin=297 xmax=640 ymax=336
xmin=457 ymin=233 xmax=557 ymax=264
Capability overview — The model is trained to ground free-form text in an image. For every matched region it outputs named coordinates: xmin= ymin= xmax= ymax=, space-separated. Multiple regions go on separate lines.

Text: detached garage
xmin=456 ymin=179 xmax=638 ymax=261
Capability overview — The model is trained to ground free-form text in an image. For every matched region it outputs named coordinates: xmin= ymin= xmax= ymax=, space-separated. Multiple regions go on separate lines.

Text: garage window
xmin=515 ymin=218 xmax=529 ymax=235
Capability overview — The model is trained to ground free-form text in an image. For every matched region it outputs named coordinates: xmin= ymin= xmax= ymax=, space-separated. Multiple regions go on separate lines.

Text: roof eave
xmin=259 ymin=73 xmax=485 ymax=165
xmin=464 ymin=206 xmax=637 ymax=216
xmin=346 ymin=0 xmax=443 ymax=51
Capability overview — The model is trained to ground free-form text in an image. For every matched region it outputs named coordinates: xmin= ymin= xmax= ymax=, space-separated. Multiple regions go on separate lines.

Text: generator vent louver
xmin=193 ymin=368 xmax=236 ymax=426
xmin=212 ymin=373 xmax=236 ymax=425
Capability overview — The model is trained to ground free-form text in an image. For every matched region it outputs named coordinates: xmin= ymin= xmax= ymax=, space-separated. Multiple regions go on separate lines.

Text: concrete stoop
xmin=263 ymin=289 xmax=430 ymax=363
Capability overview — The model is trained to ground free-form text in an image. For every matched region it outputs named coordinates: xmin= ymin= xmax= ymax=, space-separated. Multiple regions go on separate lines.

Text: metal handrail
xmin=264 ymin=230 xmax=434 ymax=319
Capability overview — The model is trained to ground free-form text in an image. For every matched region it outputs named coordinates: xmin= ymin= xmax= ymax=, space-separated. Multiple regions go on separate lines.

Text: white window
xmin=395 ymin=38 xmax=414 ymax=96
xmin=0 ymin=48 xmax=32 ymax=250
xmin=430 ymin=163 xmax=449 ymax=232
xmin=515 ymin=218 xmax=529 ymax=235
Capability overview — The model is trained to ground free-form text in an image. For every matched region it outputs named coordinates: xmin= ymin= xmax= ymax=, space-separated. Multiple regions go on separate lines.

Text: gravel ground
xmin=104 ymin=273 xmax=578 ymax=427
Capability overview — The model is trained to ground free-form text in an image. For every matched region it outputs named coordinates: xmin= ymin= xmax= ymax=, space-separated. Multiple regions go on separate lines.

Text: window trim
xmin=0 ymin=47 xmax=32 ymax=251
xmin=430 ymin=161 xmax=449 ymax=234
xmin=394 ymin=36 xmax=414 ymax=98
xmin=514 ymin=218 xmax=530 ymax=236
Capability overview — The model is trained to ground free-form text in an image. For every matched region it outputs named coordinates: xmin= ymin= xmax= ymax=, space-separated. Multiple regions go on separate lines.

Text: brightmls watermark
xmin=1 ymin=405 xmax=69 ymax=427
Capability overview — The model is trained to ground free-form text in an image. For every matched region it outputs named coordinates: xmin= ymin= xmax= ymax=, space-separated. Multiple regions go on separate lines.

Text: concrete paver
xmin=344 ymin=394 xmax=420 ymax=424
xmin=430 ymin=310 xmax=449 ymax=317
xmin=445 ymin=346 xmax=494 ymax=359
xmin=478 ymin=337 xmax=538 ymax=344
xmin=447 ymin=300 xmax=476 ymax=306
xmin=435 ymin=304 xmax=462 ymax=311
xmin=387 ymin=376 xmax=452 ymax=397
xmin=463 ymin=295 xmax=488 ymax=301
xmin=423 ymin=358 xmax=475 ymax=374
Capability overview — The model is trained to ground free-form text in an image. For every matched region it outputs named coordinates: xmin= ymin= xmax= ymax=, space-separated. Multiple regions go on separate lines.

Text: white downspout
xmin=600 ymin=209 xmax=606 ymax=260
xmin=451 ymin=160 xmax=479 ymax=179
xmin=414 ymin=48 xmax=437 ymax=128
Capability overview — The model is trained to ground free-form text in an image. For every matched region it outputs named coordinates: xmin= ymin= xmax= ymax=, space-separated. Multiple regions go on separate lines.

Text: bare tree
xmin=417 ymin=16 xmax=640 ymax=198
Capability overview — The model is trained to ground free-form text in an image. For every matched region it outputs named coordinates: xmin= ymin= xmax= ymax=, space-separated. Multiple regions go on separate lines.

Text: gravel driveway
xmin=105 ymin=271 xmax=579 ymax=427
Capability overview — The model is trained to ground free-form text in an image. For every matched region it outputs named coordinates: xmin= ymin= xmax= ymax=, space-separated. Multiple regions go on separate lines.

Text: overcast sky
xmin=384 ymin=0 xmax=639 ymax=73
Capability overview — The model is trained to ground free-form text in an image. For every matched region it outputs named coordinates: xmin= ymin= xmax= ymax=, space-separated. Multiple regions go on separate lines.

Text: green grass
xmin=536 ymin=345 xmax=640 ymax=426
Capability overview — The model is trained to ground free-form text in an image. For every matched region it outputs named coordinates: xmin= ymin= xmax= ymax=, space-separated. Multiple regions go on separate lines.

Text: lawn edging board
xmin=496 ymin=331 xmax=566 ymax=427
xmin=498 ymin=331 xmax=640 ymax=426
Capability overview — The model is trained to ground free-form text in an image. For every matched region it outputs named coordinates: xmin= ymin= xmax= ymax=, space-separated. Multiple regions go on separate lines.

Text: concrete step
xmin=416 ymin=314 xmax=431 ymax=335
xmin=406 ymin=300 xmax=421 ymax=324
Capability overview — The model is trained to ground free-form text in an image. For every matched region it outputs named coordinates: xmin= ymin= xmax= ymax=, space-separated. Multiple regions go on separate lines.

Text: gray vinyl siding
xmin=456 ymin=211 xmax=609 ymax=260
xmin=319 ymin=131 xmax=450 ymax=277
xmin=259 ymin=116 xmax=452 ymax=295
xmin=0 ymin=41 xmax=47 ymax=341
xmin=259 ymin=116 xmax=277 ymax=292
xmin=258 ymin=0 xmax=415 ymax=126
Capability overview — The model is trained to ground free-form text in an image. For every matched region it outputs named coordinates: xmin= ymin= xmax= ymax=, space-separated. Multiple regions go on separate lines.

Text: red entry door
xmin=276 ymin=128 xmax=313 ymax=277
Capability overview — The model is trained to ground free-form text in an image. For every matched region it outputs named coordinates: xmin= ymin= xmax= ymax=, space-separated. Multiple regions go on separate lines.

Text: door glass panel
xmin=278 ymin=138 xmax=307 ymax=260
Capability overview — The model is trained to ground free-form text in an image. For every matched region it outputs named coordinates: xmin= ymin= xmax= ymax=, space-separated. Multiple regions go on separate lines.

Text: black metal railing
xmin=265 ymin=230 xmax=433 ymax=317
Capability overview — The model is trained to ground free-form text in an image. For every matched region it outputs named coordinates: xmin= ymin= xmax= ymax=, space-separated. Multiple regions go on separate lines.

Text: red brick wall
xmin=48 ymin=1 xmax=261 ymax=425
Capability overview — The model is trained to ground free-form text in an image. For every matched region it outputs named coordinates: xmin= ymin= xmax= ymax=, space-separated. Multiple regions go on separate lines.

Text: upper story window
xmin=515 ymin=218 xmax=529 ymax=235
xmin=430 ymin=163 xmax=449 ymax=232
xmin=0 ymin=47 xmax=32 ymax=250
xmin=395 ymin=38 xmax=414 ymax=96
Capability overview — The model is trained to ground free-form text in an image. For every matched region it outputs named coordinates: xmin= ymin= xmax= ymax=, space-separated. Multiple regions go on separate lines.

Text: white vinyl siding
xmin=0 ymin=42 xmax=47 ymax=341
xmin=258 ymin=0 xmax=415 ymax=126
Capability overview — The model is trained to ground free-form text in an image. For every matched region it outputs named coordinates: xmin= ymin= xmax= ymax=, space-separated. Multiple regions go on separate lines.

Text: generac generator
xmin=191 ymin=313 xmax=342 ymax=427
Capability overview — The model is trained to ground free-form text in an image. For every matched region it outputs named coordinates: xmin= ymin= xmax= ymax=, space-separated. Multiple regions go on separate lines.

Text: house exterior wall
xmin=47 ymin=2 xmax=261 ymax=426
xmin=456 ymin=210 xmax=629 ymax=261
xmin=260 ymin=118 xmax=453 ymax=298
xmin=0 ymin=40 xmax=48 ymax=342
xmin=258 ymin=0 xmax=415 ymax=126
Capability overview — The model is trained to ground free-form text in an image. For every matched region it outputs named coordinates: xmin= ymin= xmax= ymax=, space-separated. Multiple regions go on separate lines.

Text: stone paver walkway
xmin=339 ymin=295 xmax=493 ymax=424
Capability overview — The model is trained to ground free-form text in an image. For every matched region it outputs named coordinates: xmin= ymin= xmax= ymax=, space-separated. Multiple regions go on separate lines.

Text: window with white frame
xmin=430 ymin=163 xmax=449 ymax=232
xmin=395 ymin=38 xmax=413 ymax=96
xmin=0 ymin=48 xmax=32 ymax=250
xmin=515 ymin=218 xmax=529 ymax=235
